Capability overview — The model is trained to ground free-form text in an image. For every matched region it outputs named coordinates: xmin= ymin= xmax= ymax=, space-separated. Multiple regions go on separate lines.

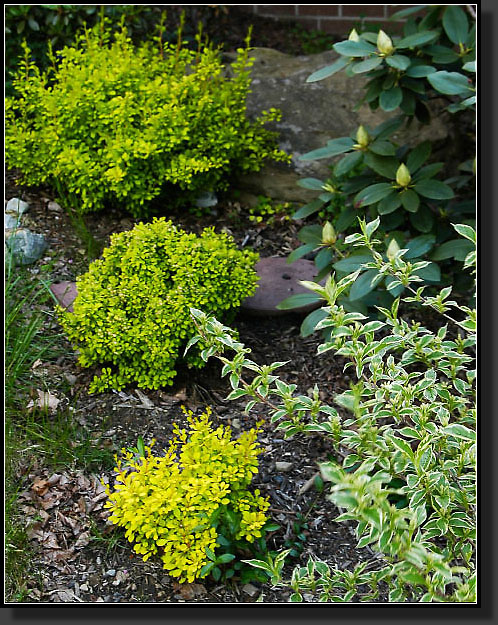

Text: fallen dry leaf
xmin=73 ymin=531 xmax=91 ymax=550
xmin=52 ymin=588 xmax=82 ymax=602
xmin=27 ymin=527 xmax=44 ymax=541
xmin=172 ymin=582 xmax=207 ymax=599
xmin=40 ymin=532 xmax=61 ymax=550
xmin=298 ymin=471 xmax=321 ymax=495
xmin=19 ymin=489 xmax=34 ymax=502
xmin=47 ymin=473 xmax=62 ymax=486
xmin=57 ymin=512 xmax=79 ymax=533
xmin=39 ymin=494 xmax=60 ymax=511
xmin=28 ymin=588 xmax=42 ymax=601
xmin=32 ymin=478 xmax=50 ymax=496
xmin=27 ymin=390 xmax=61 ymax=413
xmin=91 ymin=475 xmax=107 ymax=495
xmin=174 ymin=389 xmax=188 ymax=401
xmin=93 ymin=490 xmax=108 ymax=504
xmin=51 ymin=549 xmax=76 ymax=563
xmin=20 ymin=505 xmax=38 ymax=516
xmin=76 ymin=474 xmax=91 ymax=492
xmin=35 ymin=509 xmax=51 ymax=526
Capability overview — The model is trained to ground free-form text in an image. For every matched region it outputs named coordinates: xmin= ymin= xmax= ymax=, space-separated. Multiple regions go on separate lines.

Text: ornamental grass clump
xmin=104 ymin=407 xmax=270 ymax=583
xmin=58 ymin=218 xmax=258 ymax=392
xmin=5 ymin=19 xmax=289 ymax=217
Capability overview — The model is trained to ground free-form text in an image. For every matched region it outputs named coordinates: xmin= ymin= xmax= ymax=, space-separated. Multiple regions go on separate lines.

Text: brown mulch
xmin=7 ymin=163 xmax=386 ymax=604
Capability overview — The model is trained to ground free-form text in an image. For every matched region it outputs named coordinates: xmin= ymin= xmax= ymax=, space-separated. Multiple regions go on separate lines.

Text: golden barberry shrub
xmin=58 ymin=218 xmax=258 ymax=392
xmin=104 ymin=407 xmax=269 ymax=583
xmin=5 ymin=22 xmax=289 ymax=217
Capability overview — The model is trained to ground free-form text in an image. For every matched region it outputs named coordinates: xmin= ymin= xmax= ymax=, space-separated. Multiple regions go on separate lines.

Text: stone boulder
xmin=5 ymin=228 xmax=47 ymax=265
xmin=232 ymin=48 xmax=450 ymax=204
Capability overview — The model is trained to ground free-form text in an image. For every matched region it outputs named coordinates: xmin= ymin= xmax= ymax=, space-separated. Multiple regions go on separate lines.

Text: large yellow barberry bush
xmin=104 ymin=407 xmax=270 ymax=583
xmin=5 ymin=21 xmax=289 ymax=217
xmin=58 ymin=218 xmax=258 ymax=392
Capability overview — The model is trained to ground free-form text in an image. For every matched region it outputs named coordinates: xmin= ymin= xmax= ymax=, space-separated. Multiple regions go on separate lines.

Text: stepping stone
xmin=50 ymin=281 xmax=78 ymax=312
xmin=49 ymin=257 xmax=324 ymax=318
xmin=242 ymin=256 xmax=323 ymax=317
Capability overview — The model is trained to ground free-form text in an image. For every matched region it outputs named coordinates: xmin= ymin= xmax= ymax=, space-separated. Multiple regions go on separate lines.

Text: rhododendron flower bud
xmin=356 ymin=125 xmax=370 ymax=148
xmin=396 ymin=163 xmax=411 ymax=187
xmin=387 ymin=237 xmax=401 ymax=260
xmin=322 ymin=221 xmax=337 ymax=245
xmin=348 ymin=28 xmax=360 ymax=42
xmin=377 ymin=30 xmax=394 ymax=55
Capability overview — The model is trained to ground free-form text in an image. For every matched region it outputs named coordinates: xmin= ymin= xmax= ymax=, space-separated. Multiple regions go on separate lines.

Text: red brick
xmin=315 ymin=18 xmax=360 ymax=34
xmin=318 ymin=18 xmax=401 ymax=35
xmin=237 ymin=5 xmax=257 ymax=13
xmin=341 ymin=5 xmax=386 ymax=18
xmin=297 ymin=5 xmax=339 ymax=17
xmin=291 ymin=16 xmax=320 ymax=31
xmin=254 ymin=5 xmax=298 ymax=17
xmin=386 ymin=5 xmax=420 ymax=17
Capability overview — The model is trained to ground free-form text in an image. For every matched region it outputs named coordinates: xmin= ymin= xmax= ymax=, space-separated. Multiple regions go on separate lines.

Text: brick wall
xmin=238 ymin=5 xmax=419 ymax=34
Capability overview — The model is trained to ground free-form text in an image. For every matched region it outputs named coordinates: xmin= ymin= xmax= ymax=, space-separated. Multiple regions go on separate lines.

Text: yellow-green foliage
xmin=248 ymin=196 xmax=292 ymax=225
xmin=104 ymin=407 xmax=269 ymax=583
xmin=58 ymin=218 xmax=258 ymax=392
xmin=5 ymin=23 xmax=289 ymax=217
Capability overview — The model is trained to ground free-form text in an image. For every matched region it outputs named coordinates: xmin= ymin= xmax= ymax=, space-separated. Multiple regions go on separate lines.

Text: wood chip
xmin=275 ymin=461 xmax=293 ymax=472
xmin=242 ymin=583 xmax=259 ymax=597
xmin=135 ymin=389 xmax=154 ymax=408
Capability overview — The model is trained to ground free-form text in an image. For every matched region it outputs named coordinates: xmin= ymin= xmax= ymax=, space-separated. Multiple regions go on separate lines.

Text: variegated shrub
xmin=187 ymin=218 xmax=476 ymax=603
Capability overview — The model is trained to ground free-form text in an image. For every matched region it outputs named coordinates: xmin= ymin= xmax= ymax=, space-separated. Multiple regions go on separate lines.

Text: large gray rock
xmin=233 ymin=48 xmax=449 ymax=204
xmin=5 ymin=228 xmax=47 ymax=265
xmin=195 ymin=190 xmax=218 ymax=209
xmin=241 ymin=256 xmax=324 ymax=316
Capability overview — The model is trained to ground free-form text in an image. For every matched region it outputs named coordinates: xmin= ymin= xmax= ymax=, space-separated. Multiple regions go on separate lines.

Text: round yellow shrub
xmin=104 ymin=407 xmax=269 ymax=583
xmin=58 ymin=218 xmax=259 ymax=392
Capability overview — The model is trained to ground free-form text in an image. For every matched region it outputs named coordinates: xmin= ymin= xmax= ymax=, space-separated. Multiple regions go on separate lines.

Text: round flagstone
xmin=48 ymin=258 xmax=324 ymax=317
xmin=241 ymin=256 xmax=323 ymax=316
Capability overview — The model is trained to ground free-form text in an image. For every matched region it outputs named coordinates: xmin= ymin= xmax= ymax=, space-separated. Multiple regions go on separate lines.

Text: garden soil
xmin=5 ymin=9 xmax=386 ymax=604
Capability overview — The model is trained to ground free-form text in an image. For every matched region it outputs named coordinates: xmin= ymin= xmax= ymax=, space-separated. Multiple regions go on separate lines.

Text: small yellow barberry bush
xmin=58 ymin=218 xmax=258 ymax=392
xmin=104 ymin=407 xmax=270 ymax=583
xmin=248 ymin=196 xmax=293 ymax=225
